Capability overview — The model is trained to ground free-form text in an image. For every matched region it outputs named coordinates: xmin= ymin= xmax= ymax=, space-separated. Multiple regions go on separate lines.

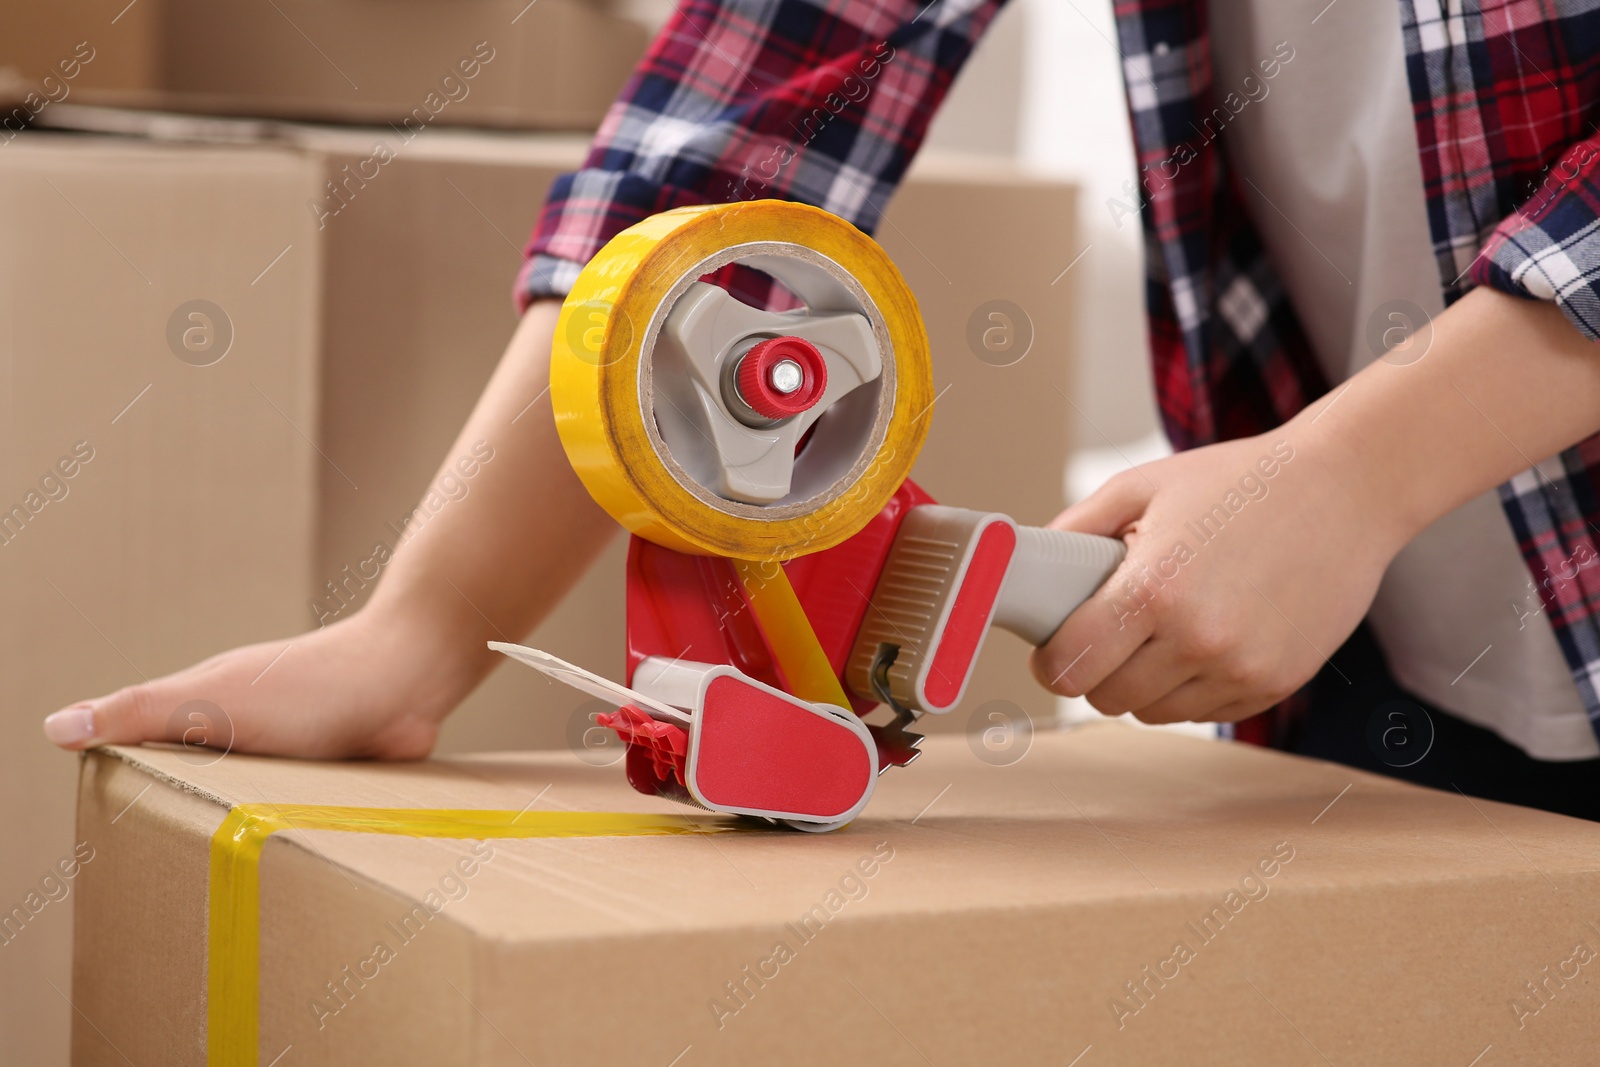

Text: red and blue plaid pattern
xmin=522 ymin=0 xmax=1600 ymax=744
xmin=517 ymin=0 xmax=1001 ymax=298
xmin=1412 ymin=0 xmax=1600 ymax=722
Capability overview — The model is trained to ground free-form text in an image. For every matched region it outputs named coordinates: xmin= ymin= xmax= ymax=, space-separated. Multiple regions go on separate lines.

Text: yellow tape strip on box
xmin=208 ymin=803 xmax=741 ymax=1067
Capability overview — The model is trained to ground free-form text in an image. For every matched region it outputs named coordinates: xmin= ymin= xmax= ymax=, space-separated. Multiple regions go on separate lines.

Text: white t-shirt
xmin=1208 ymin=0 xmax=1599 ymax=759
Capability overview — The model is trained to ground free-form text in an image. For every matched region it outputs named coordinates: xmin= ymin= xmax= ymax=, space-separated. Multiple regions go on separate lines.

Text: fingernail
xmin=44 ymin=704 xmax=97 ymax=747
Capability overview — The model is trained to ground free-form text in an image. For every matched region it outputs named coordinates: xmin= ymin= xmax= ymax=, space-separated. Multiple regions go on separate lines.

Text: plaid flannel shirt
xmin=520 ymin=0 xmax=1600 ymax=745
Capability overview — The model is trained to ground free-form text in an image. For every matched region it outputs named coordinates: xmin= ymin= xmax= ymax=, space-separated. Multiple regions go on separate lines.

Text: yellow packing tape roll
xmin=551 ymin=200 xmax=933 ymax=559
xmin=208 ymin=804 xmax=740 ymax=1067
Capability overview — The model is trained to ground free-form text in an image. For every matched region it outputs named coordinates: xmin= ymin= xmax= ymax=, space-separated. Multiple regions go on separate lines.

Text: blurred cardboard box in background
xmin=0 ymin=135 xmax=323 ymax=1063
xmin=0 ymin=0 xmax=645 ymax=130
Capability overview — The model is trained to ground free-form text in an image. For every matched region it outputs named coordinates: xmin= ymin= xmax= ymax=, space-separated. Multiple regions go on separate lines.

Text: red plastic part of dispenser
xmin=735 ymin=336 xmax=828 ymax=419
xmin=622 ymin=478 xmax=934 ymax=705
xmin=597 ymin=705 xmax=688 ymax=786
xmin=690 ymin=676 xmax=874 ymax=819
xmin=612 ymin=479 xmax=935 ymax=798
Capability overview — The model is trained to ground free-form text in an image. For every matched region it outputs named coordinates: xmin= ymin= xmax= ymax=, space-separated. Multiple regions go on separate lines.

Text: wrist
xmin=1277 ymin=396 xmax=1423 ymax=560
xmin=348 ymin=586 xmax=487 ymax=720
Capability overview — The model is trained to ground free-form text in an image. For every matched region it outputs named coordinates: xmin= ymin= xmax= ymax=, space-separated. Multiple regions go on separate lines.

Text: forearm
xmin=1292 ymin=287 xmax=1600 ymax=549
xmin=363 ymin=299 xmax=615 ymax=685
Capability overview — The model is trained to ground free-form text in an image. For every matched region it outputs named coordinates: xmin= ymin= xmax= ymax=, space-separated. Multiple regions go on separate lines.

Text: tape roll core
xmin=551 ymin=201 xmax=932 ymax=559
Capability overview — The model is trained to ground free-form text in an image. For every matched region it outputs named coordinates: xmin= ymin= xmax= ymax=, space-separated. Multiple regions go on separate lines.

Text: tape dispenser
xmin=494 ymin=201 xmax=1125 ymax=831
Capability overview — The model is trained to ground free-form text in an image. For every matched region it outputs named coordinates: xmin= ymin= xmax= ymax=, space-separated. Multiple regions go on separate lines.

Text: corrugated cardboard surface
xmin=76 ymin=725 xmax=1600 ymax=1065
xmin=0 ymin=136 xmax=322 ymax=1063
xmin=0 ymin=0 xmax=646 ymax=130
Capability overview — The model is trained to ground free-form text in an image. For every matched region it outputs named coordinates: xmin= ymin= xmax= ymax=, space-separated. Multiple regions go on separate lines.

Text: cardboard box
xmin=0 ymin=0 xmax=647 ymax=131
xmin=0 ymin=135 xmax=323 ymax=1064
xmin=1 ymin=1 xmax=161 ymax=98
xmin=74 ymin=724 xmax=1600 ymax=1064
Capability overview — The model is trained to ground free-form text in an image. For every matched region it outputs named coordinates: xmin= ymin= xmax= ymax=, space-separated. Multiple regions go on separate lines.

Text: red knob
xmin=735 ymin=336 xmax=827 ymax=420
